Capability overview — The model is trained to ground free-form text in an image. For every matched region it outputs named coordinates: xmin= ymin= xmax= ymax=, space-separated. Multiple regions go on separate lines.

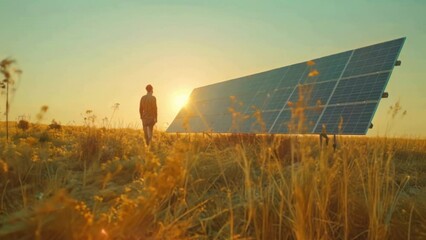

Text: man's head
xmin=146 ymin=84 xmax=153 ymax=93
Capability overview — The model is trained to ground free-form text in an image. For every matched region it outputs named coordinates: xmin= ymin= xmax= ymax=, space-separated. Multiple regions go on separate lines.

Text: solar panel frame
xmin=166 ymin=38 xmax=405 ymax=135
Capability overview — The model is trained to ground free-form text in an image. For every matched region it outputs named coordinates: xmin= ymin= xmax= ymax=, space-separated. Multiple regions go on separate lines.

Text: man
xmin=139 ymin=84 xmax=157 ymax=145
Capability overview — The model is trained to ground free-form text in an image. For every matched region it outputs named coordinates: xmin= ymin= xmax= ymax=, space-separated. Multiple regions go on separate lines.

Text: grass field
xmin=0 ymin=124 xmax=425 ymax=240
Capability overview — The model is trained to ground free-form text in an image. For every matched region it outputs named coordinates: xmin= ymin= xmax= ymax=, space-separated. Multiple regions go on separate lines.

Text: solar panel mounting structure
xmin=167 ymin=38 xmax=405 ymax=135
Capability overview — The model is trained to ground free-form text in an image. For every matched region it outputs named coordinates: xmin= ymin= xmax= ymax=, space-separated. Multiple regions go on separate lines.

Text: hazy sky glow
xmin=1 ymin=0 xmax=425 ymax=136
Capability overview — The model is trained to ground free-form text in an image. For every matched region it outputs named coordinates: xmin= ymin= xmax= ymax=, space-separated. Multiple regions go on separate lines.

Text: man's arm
xmin=153 ymin=97 xmax=157 ymax=123
xmin=139 ymin=97 xmax=144 ymax=119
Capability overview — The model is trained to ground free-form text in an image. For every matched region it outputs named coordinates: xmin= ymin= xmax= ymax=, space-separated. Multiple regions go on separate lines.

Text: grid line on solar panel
xmin=339 ymin=69 xmax=391 ymax=81
xmin=326 ymin=100 xmax=378 ymax=108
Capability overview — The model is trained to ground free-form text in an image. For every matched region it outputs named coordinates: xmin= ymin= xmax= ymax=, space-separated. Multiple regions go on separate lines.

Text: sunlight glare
xmin=173 ymin=93 xmax=189 ymax=111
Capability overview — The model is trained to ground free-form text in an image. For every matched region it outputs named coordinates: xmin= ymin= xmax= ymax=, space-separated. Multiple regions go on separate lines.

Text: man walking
xmin=139 ymin=84 xmax=157 ymax=145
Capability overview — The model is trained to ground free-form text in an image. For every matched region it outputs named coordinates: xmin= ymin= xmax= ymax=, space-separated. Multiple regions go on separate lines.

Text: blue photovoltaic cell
xmin=286 ymin=81 xmax=338 ymax=108
xmin=209 ymin=114 xmax=231 ymax=132
xmin=278 ymin=63 xmax=308 ymax=87
xmin=342 ymin=38 xmax=404 ymax=77
xmin=262 ymin=87 xmax=294 ymax=111
xmin=329 ymin=72 xmax=390 ymax=105
xmin=313 ymin=103 xmax=377 ymax=134
xmin=243 ymin=91 xmax=269 ymax=112
xmin=301 ymin=51 xmax=352 ymax=84
xmin=239 ymin=111 xmax=280 ymax=133
xmin=167 ymin=38 xmax=405 ymax=134
xmin=269 ymin=109 xmax=292 ymax=133
xmin=270 ymin=107 xmax=323 ymax=134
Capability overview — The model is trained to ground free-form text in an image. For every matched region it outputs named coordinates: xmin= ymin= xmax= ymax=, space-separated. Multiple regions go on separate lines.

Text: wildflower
xmin=32 ymin=152 xmax=40 ymax=162
xmin=308 ymin=69 xmax=319 ymax=77
xmin=338 ymin=116 xmax=344 ymax=132
xmin=94 ymin=195 xmax=104 ymax=202
xmin=85 ymin=212 xmax=94 ymax=225
xmin=307 ymin=60 xmax=315 ymax=66
xmin=101 ymin=228 xmax=108 ymax=237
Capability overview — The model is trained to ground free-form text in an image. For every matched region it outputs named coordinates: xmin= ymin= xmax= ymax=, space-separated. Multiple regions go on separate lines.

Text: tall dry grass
xmin=0 ymin=83 xmax=424 ymax=239
xmin=0 ymin=123 xmax=425 ymax=239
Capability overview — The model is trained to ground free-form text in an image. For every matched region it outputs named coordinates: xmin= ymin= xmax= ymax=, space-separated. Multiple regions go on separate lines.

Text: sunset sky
xmin=0 ymin=0 xmax=425 ymax=137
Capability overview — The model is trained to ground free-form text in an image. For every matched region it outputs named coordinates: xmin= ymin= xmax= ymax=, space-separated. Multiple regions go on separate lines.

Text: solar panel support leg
xmin=333 ymin=134 xmax=337 ymax=151
xmin=319 ymin=133 xmax=329 ymax=147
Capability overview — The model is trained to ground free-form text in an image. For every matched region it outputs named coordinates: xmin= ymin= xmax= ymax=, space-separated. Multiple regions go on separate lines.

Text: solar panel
xmin=167 ymin=38 xmax=405 ymax=135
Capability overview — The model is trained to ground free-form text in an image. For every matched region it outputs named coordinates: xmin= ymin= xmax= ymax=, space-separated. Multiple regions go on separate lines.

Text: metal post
xmin=333 ymin=134 xmax=337 ymax=151
xmin=319 ymin=133 xmax=329 ymax=147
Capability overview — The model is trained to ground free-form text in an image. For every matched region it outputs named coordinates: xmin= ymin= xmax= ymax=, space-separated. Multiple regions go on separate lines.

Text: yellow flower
xmin=307 ymin=60 xmax=315 ymax=66
xmin=308 ymin=69 xmax=319 ymax=77
xmin=0 ymin=160 xmax=8 ymax=172
xmin=94 ymin=195 xmax=104 ymax=202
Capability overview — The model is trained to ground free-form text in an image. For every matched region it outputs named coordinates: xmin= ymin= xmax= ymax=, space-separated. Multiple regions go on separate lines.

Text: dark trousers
xmin=143 ymin=124 xmax=154 ymax=145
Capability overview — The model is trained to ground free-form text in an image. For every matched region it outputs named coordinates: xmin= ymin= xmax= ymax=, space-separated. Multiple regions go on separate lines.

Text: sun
xmin=173 ymin=93 xmax=189 ymax=111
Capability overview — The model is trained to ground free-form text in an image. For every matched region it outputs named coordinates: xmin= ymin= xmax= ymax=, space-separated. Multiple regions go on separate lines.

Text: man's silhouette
xmin=139 ymin=84 xmax=157 ymax=145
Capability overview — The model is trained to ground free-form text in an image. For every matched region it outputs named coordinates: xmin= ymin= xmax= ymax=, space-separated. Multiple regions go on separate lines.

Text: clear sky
xmin=0 ymin=0 xmax=425 ymax=137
